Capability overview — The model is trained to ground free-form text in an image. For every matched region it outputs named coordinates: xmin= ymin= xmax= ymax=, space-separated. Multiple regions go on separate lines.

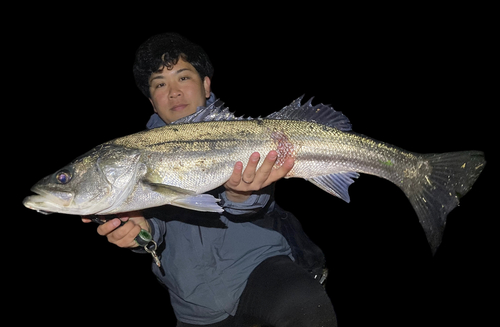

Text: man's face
xmin=148 ymin=58 xmax=211 ymax=124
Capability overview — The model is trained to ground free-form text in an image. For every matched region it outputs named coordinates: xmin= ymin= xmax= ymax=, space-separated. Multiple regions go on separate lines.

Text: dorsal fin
xmin=266 ymin=96 xmax=352 ymax=131
xmin=172 ymin=99 xmax=248 ymax=125
xmin=172 ymin=96 xmax=352 ymax=131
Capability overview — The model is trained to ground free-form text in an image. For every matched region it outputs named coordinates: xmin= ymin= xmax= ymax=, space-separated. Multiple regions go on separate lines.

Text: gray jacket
xmin=143 ymin=94 xmax=293 ymax=324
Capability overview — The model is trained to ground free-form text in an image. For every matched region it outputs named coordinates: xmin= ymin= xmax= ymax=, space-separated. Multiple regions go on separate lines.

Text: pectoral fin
xmin=145 ymin=181 xmax=223 ymax=213
xmin=307 ymin=172 xmax=360 ymax=203
xmin=146 ymin=182 xmax=197 ymax=196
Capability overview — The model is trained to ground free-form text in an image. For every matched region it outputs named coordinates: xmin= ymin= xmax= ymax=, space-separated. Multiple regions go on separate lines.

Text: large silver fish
xmin=23 ymin=97 xmax=485 ymax=253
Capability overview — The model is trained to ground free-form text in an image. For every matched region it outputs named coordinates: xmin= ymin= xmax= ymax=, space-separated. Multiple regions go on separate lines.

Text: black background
xmin=9 ymin=5 xmax=496 ymax=327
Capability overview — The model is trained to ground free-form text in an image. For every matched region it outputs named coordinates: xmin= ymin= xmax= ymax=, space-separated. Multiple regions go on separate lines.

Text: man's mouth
xmin=171 ymin=104 xmax=188 ymax=112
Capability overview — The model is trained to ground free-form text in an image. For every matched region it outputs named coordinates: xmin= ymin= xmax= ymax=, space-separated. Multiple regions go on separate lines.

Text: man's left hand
xmin=224 ymin=151 xmax=295 ymax=202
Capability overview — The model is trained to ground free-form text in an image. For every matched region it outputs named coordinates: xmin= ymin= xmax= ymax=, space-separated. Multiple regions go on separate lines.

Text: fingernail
xmin=112 ymin=219 xmax=121 ymax=227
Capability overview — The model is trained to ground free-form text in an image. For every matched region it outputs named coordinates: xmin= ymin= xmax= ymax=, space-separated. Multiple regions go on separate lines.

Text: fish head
xmin=23 ymin=145 xmax=143 ymax=215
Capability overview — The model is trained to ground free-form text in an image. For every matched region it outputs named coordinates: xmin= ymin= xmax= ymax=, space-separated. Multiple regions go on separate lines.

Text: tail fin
xmin=405 ymin=151 xmax=485 ymax=255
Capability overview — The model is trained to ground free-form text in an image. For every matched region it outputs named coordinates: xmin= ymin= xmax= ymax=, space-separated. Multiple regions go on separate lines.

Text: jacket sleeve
xmin=130 ymin=212 xmax=168 ymax=254
xmin=219 ymin=184 xmax=274 ymax=216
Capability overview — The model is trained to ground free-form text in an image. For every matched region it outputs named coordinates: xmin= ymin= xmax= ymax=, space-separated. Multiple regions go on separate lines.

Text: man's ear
xmin=203 ymin=77 xmax=211 ymax=98
xmin=149 ymin=98 xmax=158 ymax=113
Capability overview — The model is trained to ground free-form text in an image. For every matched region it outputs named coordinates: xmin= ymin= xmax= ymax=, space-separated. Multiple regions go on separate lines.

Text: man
xmin=84 ymin=32 xmax=336 ymax=327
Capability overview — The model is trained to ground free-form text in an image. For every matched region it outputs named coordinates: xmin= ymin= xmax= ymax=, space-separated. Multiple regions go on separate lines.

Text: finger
xmin=241 ymin=152 xmax=261 ymax=183
xmin=107 ymin=220 xmax=142 ymax=248
xmin=97 ymin=218 xmax=122 ymax=236
xmin=226 ymin=161 xmax=244 ymax=188
xmin=81 ymin=215 xmax=95 ymax=223
xmin=112 ymin=222 xmax=142 ymax=248
xmin=281 ymin=157 xmax=295 ymax=172
xmin=128 ymin=211 xmax=150 ymax=233
xmin=253 ymin=151 xmax=278 ymax=184
xmin=121 ymin=210 xmax=143 ymax=221
xmin=263 ymin=157 xmax=295 ymax=187
xmin=121 ymin=222 xmax=142 ymax=248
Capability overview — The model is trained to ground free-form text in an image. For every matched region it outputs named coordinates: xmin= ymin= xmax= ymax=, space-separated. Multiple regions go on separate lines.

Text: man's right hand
xmin=82 ymin=211 xmax=150 ymax=248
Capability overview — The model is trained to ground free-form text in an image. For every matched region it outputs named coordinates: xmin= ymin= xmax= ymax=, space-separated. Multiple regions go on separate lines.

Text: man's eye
xmin=156 ymin=82 xmax=166 ymax=88
xmin=180 ymin=76 xmax=190 ymax=81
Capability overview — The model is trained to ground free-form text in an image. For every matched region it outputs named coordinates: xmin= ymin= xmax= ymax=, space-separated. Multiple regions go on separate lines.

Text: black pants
xmin=177 ymin=256 xmax=337 ymax=327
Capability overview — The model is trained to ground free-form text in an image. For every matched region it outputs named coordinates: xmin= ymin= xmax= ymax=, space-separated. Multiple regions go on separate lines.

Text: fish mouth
xmin=23 ymin=187 xmax=74 ymax=215
xmin=22 ymin=198 xmax=52 ymax=215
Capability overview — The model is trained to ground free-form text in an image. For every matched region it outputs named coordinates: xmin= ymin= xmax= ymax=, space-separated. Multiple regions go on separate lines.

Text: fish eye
xmin=55 ymin=170 xmax=72 ymax=184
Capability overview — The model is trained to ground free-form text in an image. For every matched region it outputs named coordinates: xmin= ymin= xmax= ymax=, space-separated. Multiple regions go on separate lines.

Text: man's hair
xmin=133 ymin=32 xmax=214 ymax=98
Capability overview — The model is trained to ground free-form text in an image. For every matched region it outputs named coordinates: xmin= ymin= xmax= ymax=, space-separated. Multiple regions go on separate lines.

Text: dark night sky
xmin=11 ymin=6 xmax=496 ymax=327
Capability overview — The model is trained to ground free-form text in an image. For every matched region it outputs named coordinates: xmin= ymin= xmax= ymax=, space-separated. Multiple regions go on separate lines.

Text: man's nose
xmin=169 ymin=87 xmax=182 ymax=98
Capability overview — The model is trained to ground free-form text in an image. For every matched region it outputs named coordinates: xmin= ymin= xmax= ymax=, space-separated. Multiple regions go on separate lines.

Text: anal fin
xmin=173 ymin=194 xmax=223 ymax=213
xmin=307 ymin=172 xmax=359 ymax=203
